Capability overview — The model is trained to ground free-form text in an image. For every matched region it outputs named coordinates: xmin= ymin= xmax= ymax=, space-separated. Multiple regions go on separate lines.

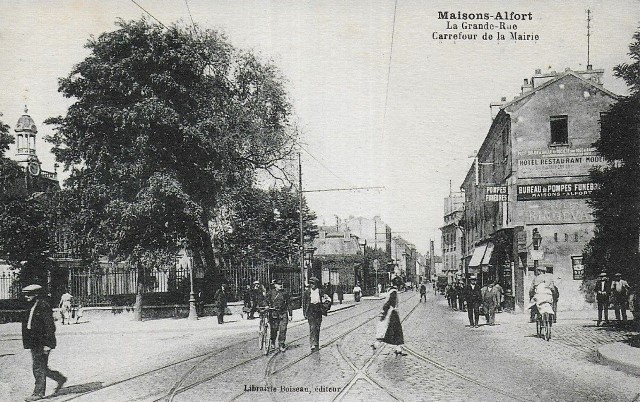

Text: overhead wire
xmin=381 ymin=0 xmax=398 ymax=139
xmin=129 ymin=0 xmax=167 ymax=28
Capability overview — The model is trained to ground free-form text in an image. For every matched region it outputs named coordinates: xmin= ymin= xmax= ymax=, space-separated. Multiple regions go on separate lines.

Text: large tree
xmin=46 ymin=19 xmax=298 ymax=318
xmin=584 ymin=29 xmax=640 ymax=283
xmin=0 ymin=117 xmax=57 ymax=287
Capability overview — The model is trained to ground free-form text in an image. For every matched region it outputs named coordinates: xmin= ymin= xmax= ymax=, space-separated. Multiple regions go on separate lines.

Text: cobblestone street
xmin=3 ymin=292 xmax=640 ymax=401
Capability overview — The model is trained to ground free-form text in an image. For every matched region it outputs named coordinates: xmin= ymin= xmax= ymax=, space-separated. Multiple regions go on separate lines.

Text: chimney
xmin=534 ymin=68 xmax=542 ymax=75
xmin=521 ymin=78 xmax=533 ymax=94
xmin=490 ymin=97 xmax=506 ymax=120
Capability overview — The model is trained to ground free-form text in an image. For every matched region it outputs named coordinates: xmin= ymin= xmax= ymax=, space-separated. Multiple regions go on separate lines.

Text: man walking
xmin=482 ymin=282 xmax=500 ymax=326
xmin=214 ymin=284 xmax=228 ymax=324
xmin=58 ymin=288 xmax=73 ymax=325
xmin=304 ymin=277 xmax=331 ymax=352
xmin=266 ymin=279 xmax=292 ymax=352
xmin=419 ymin=282 xmax=427 ymax=302
xmin=21 ymin=284 xmax=67 ymax=401
xmin=611 ymin=273 xmax=630 ymax=326
xmin=464 ymin=276 xmax=482 ymax=328
xmin=595 ymin=272 xmax=610 ymax=326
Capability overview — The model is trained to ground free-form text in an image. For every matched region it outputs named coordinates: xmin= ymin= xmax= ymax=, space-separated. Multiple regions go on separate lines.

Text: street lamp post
xmin=186 ymin=248 xmax=198 ymax=320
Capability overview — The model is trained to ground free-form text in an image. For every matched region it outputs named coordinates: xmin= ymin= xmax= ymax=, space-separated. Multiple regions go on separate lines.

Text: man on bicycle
xmin=266 ymin=279 xmax=292 ymax=352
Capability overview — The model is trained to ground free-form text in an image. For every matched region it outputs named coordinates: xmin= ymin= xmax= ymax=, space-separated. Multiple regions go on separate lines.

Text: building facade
xmin=440 ymin=192 xmax=465 ymax=281
xmin=461 ymin=67 xmax=617 ymax=311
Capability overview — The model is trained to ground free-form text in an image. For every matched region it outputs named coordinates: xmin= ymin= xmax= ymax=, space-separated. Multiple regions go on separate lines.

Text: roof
xmin=15 ymin=114 xmax=37 ymax=133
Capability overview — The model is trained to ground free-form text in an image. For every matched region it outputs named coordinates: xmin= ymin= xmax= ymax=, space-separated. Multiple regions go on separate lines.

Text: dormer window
xmin=550 ymin=115 xmax=568 ymax=145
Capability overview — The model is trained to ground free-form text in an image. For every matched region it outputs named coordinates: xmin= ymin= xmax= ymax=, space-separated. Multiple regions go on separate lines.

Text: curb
xmin=597 ymin=342 xmax=640 ymax=377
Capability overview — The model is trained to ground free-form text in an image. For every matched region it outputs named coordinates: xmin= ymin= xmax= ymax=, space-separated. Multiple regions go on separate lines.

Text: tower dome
xmin=14 ymin=106 xmax=39 ymax=164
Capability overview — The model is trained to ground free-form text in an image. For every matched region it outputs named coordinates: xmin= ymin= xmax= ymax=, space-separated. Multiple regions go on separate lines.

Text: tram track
xmin=53 ymin=302 xmax=380 ymax=401
xmin=56 ymin=291 xmax=545 ymax=401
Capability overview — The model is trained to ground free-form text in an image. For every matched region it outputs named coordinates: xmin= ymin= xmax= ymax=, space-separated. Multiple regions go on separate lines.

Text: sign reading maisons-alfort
xmin=516 ymin=147 xmax=607 ymax=178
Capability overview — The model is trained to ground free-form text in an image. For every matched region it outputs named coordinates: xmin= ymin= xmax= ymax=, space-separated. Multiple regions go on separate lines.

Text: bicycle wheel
xmin=536 ymin=315 xmax=541 ymax=337
xmin=263 ymin=320 xmax=272 ymax=355
xmin=258 ymin=318 xmax=265 ymax=350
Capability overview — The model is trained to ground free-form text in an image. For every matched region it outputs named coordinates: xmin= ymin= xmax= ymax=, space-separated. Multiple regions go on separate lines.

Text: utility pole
xmin=298 ymin=152 xmax=305 ymax=296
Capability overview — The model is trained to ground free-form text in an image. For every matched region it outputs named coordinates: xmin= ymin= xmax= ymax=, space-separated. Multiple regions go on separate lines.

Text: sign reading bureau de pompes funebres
xmin=517 ymin=181 xmax=601 ymax=201
xmin=516 ymin=147 xmax=607 ymax=178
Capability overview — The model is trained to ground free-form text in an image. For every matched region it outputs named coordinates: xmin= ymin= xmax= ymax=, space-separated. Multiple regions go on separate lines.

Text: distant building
xmin=440 ymin=192 xmax=465 ymax=278
xmin=461 ymin=67 xmax=618 ymax=311
xmin=312 ymin=226 xmax=363 ymax=291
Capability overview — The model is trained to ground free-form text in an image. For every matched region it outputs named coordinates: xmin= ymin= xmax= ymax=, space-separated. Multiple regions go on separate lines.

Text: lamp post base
xmin=188 ymin=292 xmax=198 ymax=320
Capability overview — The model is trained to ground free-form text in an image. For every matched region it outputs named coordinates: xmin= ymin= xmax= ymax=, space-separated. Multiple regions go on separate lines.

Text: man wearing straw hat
xmin=21 ymin=284 xmax=67 ymax=401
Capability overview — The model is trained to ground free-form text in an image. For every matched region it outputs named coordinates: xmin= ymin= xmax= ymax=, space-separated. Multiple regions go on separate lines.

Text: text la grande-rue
xmin=433 ymin=11 xmax=539 ymax=41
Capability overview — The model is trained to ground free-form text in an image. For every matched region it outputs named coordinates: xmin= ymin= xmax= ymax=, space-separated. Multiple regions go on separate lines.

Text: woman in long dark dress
xmin=372 ymin=287 xmax=406 ymax=356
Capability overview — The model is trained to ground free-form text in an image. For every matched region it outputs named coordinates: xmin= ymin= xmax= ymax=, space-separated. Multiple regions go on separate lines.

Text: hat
xmin=22 ymin=284 xmax=42 ymax=293
xmin=253 ymin=280 xmax=260 ymax=284
xmin=273 ymin=278 xmax=283 ymax=285
xmin=469 ymin=275 xmax=477 ymax=280
xmin=615 ymin=273 xmax=622 ymax=277
xmin=599 ymin=272 xmax=608 ymax=277
xmin=308 ymin=277 xmax=320 ymax=285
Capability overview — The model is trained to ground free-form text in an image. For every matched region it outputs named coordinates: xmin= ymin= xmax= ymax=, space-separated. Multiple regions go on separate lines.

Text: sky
xmin=0 ymin=0 xmax=639 ymax=254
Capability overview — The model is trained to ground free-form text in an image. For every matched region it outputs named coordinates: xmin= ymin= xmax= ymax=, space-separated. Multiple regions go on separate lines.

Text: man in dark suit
xmin=463 ymin=275 xmax=482 ymax=328
xmin=214 ymin=284 xmax=228 ymax=324
xmin=21 ymin=284 xmax=67 ymax=401
xmin=304 ymin=277 xmax=330 ymax=352
xmin=595 ymin=272 xmax=610 ymax=326
xmin=265 ymin=279 xmax=292 ymax=352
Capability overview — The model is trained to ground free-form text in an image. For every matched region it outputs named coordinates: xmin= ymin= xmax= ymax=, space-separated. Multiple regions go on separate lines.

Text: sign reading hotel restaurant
xmin=485 ymin=186 xmax=508 ymax=202
xmin=517 ymin=182 xmax=601 ymax=201
xmin=516 ymin=147 xmax=607 ymax=178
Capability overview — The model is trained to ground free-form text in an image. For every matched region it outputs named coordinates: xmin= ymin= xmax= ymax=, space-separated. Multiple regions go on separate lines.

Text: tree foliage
xmin=45 ymin=18 xmax=299 ymax=277
xmin=584 ymin=30 xmax=640 ymax=283
xmin=0 ymin=118 xmax=57 ymax=285
xmin=214 ymin=187 xmax=317 ymax=269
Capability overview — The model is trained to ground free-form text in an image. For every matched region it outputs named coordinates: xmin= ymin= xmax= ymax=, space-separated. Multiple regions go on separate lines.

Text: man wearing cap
xmin=266 ymin=279 xmax=292 ymax=352
xmin=463 ymin=276 xmax=482 ymax=328
xmin=610 ymin=273 xmax=630 ymax=325
xmin=21 ymin=284 xmax=67 ymax=401
xmin=304 ymin=277 xmax=331 ymax=352
xmin=595 ymin=272 xmax=610 ymax=326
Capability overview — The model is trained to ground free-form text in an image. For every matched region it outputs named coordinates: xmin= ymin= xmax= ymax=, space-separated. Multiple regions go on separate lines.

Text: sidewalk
xmin=439 ymin=296 xmax=640 ymax=377
xmin=0 ymin=301 xmax=356 ymax=401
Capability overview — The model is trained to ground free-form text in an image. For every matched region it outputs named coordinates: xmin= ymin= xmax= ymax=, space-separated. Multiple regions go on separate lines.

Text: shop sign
xmin=517 ymin=182 xmax=601 ymax=201
xmin=514 ymin=200 xmax=593 ymax=224
xmin=572 ymin=256 xmax=584 ymax=280
xmin=485 ymin=186 xmax=508 ymax=202
xmin=516 ymin=147 xmax=607 ymax=178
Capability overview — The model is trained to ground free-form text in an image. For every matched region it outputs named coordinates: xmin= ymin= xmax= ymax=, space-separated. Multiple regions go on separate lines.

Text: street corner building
xmin=452 ymin=66 xmax=617 ymax=312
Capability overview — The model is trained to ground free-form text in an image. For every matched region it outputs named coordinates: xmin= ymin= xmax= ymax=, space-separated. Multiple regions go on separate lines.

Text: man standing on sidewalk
xmin=21 ymin=284 xmax=67 ymax=401
xmin=214 ymin=284 xmax=228 ymax=324
xmin=464 ymin=275 xmax=482 ymax=328
xmin=595 ymin=272 xmax=611 ymax=327
xmin=611 ymin=273 xmax=630 ymax=326
xmin=266 ymin=279 xmax=292 ymax=352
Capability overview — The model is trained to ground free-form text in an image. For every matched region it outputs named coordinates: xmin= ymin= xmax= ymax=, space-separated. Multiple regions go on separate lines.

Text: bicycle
xmin=257 ymin=307 xmax=275 ymax=355
xmin=533 ymin=305 xmax=553 ymax=341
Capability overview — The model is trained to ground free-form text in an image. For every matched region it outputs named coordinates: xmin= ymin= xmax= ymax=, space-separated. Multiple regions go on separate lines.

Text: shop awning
xmin=468 ymin=244 xmax=488 ymax=267
xmin=481 ymin=242 xmax=494 ymax=265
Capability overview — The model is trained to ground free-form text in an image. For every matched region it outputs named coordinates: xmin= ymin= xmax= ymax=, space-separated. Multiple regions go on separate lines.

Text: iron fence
xmin=219 ymin=259 xmax=302 ymax=300
xmin=67 ymin=266 xmax=191 ymax=306
xmin=0 ymin=271 xmax=21 ymax=300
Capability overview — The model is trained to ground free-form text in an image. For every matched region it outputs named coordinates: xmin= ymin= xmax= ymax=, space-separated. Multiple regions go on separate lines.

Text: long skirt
xmin=376 ymin=309 xmax=404 ymax=346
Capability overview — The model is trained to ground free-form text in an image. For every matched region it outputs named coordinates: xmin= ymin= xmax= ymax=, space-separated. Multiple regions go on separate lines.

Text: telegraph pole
xmin=299 ymin=152 xmax=305 ymax=296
